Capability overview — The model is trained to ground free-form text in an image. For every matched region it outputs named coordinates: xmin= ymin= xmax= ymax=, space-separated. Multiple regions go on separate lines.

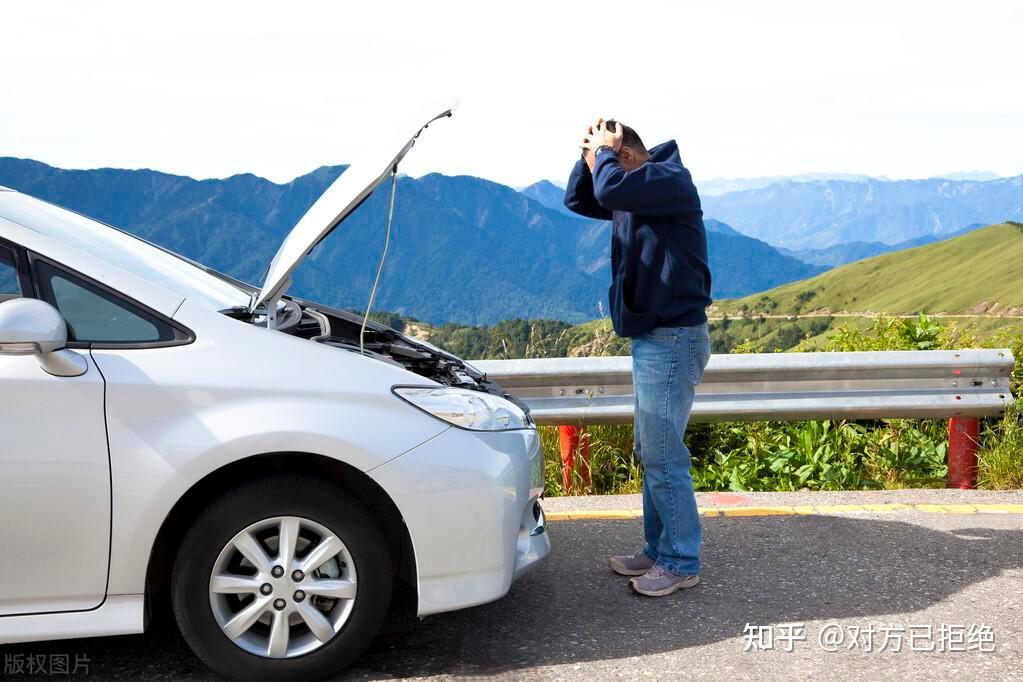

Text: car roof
xmin=0 ymin=190 xmax=250 ymax=314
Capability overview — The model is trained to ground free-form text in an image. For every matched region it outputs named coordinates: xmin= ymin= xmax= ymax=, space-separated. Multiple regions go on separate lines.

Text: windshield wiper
xmin=218 ymin=305 xmax=253 ymax=318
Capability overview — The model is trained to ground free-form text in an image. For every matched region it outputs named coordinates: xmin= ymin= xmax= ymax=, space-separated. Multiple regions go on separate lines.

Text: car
xmin=0 ymin=100 xmax=550 ymax=680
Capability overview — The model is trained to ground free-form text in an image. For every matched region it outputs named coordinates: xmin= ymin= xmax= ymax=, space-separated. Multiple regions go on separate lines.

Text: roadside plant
xmin=454 ymin=311 xmax=1017 ymax=496
xmin=977 ymin=399 xmax=1023 ymax=489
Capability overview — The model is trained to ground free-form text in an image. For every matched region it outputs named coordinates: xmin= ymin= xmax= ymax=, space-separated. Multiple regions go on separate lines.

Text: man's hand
xmin=580 ymin=118 xmax=624 ymax=172
xmin=580 ymin=118 xmax=624 ymax=154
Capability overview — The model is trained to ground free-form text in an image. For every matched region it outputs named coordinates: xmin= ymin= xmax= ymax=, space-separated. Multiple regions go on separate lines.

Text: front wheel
xmin=171 ymin=474 xmax=392 ymax=680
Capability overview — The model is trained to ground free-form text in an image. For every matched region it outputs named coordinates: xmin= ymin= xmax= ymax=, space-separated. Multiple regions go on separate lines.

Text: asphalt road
xmin=3 ymin=509 xmax=1022 ymax=680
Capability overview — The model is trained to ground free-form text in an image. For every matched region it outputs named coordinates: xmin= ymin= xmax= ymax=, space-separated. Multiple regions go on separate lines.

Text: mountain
xmin=701 ymin=176 xmax=1023 ymax=250
xmin=697 ymin=171 xmax=1005 ymax=196
xmin=519 ymin=179 xmax=575 ymax=216
xmin=520 ymin=180 xmax=743 ymax=239
xmin=515 ymin=182 xmax=820 ymax=295
xmin=696 ymin=173 xmax=880 ymax=197
xmin=0 ymin=158 xmax=341 ymax=286
xmin=932 ymin=171 xmax=1001 ymax=182
xmin=780 ymin=224 xmax=986 ymax=268
xmin=714 ymin=223 xmax=1023 ymax=316
xmin=704 ymin=218 xmax=741 ymax=236
xmin=704 ymin=231 xmax=825 ymax=298
xmin=0 ymin=157 xmax=827 ymax=325
xmin=0 ymin=158 xmax=610 ymax=324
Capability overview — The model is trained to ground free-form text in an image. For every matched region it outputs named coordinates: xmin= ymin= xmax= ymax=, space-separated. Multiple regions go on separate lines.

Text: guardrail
xmin=471 ymin=349 xmax=1016 ymax=489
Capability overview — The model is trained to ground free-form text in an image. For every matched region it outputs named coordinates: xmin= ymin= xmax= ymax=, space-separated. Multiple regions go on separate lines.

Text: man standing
xmin=563 ymin=119 xmax=712 ymax=597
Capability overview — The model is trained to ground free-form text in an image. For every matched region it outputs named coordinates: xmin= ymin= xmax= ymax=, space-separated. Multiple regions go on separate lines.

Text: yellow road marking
xmin=976 ymin=503 xmax=1023 ymax=514
xmin=863 ymin=503 xmax=914 ymax=513
xmin=720 ymin=506 xmax=795 ymax=517
xmin=813 ymin=504 xmax=868 ymax=513
xmin=545 ymin=502 xmax=1023 ymax=521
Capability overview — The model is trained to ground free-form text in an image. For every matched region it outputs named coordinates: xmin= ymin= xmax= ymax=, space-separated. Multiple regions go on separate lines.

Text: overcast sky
xmin=2 ymin=0 xmax=1020 ymax=187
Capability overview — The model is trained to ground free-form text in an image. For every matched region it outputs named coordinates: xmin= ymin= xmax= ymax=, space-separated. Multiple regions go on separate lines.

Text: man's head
xmin=606 ymin=120 xmax=649 ymax=172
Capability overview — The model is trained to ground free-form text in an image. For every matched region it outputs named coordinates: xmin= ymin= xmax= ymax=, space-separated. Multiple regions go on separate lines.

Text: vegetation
xmin=375 ymin=224 xmax=1023 ymax=494
xmin=714 ymin=224 xmax=1023 ymax=318
xmin=428 ymin=319 xmax=574 ymax=359
xmin=977 ymin=400 xmax=1023 ymax=489
xmin=394 ymin=311 xmax=1020 ymax=494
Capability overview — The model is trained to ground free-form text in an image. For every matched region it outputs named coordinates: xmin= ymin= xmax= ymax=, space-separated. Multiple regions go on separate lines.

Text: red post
xmin=579 ymin=428 xmax=591 ymax=491
xmin=947 ymin=417 xmax=980 ymax=489
xmin=559 ymin=425 xmax=576 ymax=492
xmin=558 ymin=425 xmax=591 ymax=493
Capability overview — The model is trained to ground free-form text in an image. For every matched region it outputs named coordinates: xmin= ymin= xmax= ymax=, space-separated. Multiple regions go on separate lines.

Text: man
xmin=564 ymin=119 xmax=712 ymax=597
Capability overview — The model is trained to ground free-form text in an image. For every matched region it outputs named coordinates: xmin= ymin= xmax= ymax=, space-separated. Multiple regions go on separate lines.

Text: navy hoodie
xmin=563 ymin=140 xmax=712 ymax=338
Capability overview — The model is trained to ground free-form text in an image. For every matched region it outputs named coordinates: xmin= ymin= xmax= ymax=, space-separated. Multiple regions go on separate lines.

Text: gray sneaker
xmin=609 ymin=550 xmax=655 ymax=576
xmin=630 ymin=565 xmax=701 ymax=596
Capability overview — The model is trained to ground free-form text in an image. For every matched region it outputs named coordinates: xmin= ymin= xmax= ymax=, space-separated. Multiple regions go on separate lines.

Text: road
xmin=3 ymin=492 xmax=1022 ymax=680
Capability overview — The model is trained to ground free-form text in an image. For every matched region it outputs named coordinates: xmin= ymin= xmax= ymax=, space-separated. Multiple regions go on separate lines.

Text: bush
xmin=544 ymin=313 xmax=1014 ymax=496
xmin=977 ymin=400 xmax=1023 ymax=489
xmin=412 ymin=310 xmax=1018 ymax=495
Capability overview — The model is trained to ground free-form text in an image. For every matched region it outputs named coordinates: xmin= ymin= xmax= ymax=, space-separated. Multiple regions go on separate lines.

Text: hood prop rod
xmin=359 ymin=165 xmax=399 ymax=355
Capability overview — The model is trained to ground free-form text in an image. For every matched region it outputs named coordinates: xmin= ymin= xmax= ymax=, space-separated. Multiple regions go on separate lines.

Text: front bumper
xmin=370 ymin=426 xmax=551 ymax=616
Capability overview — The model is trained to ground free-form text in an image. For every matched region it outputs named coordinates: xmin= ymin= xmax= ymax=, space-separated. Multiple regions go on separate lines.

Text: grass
xmin=539 ymin=424 xmax=642 ymax=496
xmin=540 ymin=314 xmax=1021 ymax=495
xmin=711 ymin=314 xmax=1023 ymax=354
xmin=714 ymin=223 xmax=1023 ymax=317
xmin=978 ymin=400 xmax=1023 ymax=489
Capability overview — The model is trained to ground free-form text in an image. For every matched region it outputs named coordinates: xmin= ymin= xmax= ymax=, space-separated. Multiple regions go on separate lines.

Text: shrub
xmin=977 ymin=399 xmax=1023 ymax=489
xmin=545 ymin=313 xmax=1008 ymax=496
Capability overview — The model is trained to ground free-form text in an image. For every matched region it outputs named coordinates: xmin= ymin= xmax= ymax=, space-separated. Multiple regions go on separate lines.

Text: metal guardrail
xmin=471 ymin=350 xmax=1016 ymax=425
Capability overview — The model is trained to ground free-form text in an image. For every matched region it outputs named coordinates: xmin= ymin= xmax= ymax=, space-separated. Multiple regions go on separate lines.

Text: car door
xmin=0 ymin=242 xmax=111 ymax=616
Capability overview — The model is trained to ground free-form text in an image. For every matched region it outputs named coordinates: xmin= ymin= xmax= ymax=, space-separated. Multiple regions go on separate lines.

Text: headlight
xmin=393 ymin=386 xmax=531 ymax=431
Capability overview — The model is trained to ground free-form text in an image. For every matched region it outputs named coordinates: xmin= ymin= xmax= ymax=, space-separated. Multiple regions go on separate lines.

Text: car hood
xmin=250 ymin=98 xmax=458 ymax=312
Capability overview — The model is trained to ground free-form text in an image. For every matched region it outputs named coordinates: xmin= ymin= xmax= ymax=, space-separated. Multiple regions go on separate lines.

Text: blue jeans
xmin=631 ymin=323 xmax=711 ymax=576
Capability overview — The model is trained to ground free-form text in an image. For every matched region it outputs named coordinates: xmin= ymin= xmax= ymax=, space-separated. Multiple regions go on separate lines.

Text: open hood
xmin=250 ymin=98 xmax=459 ymax=312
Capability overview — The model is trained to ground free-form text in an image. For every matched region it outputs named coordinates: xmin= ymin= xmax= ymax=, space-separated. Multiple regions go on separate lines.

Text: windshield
xmin=0 ymin=192 xmax=253 ymax=311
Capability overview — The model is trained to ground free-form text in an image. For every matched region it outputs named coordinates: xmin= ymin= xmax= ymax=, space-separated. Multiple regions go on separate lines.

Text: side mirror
xmin=0 ymin=298 xmax=87 ymax=377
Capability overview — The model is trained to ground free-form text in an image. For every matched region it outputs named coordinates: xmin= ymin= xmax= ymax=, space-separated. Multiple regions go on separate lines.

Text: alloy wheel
xmin=208 ymin=516 xmax=358 ymax=659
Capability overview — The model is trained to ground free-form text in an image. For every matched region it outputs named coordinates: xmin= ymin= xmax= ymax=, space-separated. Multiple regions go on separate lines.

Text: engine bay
xmin=227 ymin=297 xmax=522 ymax=407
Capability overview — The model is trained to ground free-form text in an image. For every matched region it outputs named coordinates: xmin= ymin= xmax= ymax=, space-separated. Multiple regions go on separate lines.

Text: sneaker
xmin=609 ymin=550 xmax=655 ymax=576
xmin=630 ymin=565 xmax=700 ymax=596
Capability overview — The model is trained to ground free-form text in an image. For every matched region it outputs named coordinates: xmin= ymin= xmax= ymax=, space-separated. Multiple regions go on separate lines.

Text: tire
xmin=171 ymin=474 xmax=392 ymax=681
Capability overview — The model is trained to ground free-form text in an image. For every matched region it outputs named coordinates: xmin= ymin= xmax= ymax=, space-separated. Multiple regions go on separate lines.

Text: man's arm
xmin=591 ymin=148 xmax=688 ymax=216
xmin=563 ymin=154 xmax=613 ymax=220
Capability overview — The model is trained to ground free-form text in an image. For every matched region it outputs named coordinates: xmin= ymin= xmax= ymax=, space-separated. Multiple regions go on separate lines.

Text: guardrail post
xmin=947 ymin=417 xmax=979 ymax=489
xmin=558 ymin=425 xmax=591 ymax=493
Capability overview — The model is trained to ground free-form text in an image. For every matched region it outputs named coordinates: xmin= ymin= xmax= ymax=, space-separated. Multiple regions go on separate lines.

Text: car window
xmin=34 ymin=260 xmax=180 ymax=345
xmin=0 ymin=246 xmax=21 ymax=302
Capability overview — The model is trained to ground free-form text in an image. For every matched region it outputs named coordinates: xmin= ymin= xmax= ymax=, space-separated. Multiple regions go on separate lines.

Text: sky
xmin=1 ymin=0 xmax=1021 ymax=188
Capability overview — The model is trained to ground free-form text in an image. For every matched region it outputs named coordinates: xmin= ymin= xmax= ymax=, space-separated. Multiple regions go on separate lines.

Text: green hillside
xmin=715 ymin=223 xmax=1023 ymax=317
xmin=383 ymin=223 xmax=1023 ymax=356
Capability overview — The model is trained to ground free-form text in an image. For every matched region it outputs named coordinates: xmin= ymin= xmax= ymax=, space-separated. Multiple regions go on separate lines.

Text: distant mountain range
xmin=779 ymin=224 xmax=985 ymax=268
xmin=520 ymin=180 xmax=575 ymax=216
xmin=692 ymin=171 xmax=1002 ymax=196
xmin=5 ymin=156 xmax=1014 ymax=325
xmin=701 ymin=175 xmax=1023 ymax=250
xmin=513 ymin=179 xmax=822 ymax=299
xmin=697 ymin=173 xmax=881 ymax=196
xmin=0 ymin=158 xmax=821 ymax=325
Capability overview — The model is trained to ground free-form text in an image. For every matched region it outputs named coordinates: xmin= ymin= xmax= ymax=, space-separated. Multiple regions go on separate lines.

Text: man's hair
xmin=608 ymin=120 xmax=647 ymax=154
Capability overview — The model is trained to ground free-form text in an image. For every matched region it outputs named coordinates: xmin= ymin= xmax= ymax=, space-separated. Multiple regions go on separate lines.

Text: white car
xmin=0 ymin=101 xmax=549 ymax=680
